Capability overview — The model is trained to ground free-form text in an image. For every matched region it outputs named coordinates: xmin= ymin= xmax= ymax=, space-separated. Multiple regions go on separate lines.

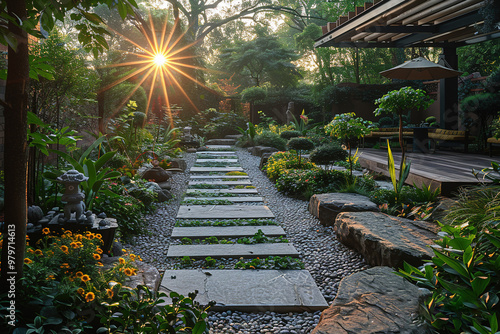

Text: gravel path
xmin=126 ymin=148 xmax=369 ymax=334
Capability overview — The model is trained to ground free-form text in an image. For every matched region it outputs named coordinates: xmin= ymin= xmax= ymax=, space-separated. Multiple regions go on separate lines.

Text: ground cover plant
xmin=190 ymin=183 xmax=230 ymax=189
xmin=184 ymin=191 xmax=236 ymax=198
xmin=175 ymin=256 xmax=304 ymax=271
xmin=175 ymin=219 xmax=278 ymax=227
xmin=179 ymin=230 xmax=288 ymax=245
xmin=181 ymin=199 xmax=234 ymax=205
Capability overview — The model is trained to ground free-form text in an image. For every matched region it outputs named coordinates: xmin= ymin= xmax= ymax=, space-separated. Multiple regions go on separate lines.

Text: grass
xmin=181 ymin=199 xmax=234 ymax=205
xmin=175 ymin=219 xmax=278 ymax=227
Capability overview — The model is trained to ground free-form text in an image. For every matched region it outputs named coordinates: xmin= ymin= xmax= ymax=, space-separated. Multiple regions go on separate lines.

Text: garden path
xmin=160 ymin=141 xmax=328 ymax=312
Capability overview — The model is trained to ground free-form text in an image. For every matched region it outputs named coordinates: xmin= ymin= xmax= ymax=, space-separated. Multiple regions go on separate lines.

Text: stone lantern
xmin=57 ymin=170 xmax=88 ymax=223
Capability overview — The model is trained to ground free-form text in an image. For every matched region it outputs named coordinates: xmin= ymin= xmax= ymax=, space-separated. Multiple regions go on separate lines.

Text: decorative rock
xmin=312 ymin=266 xmax=429 ymax=334
xmin=97 ymin=212 xmax=107 ymax=219
xmin=171 ymin=158 xmax=187 ymax=171
xmin=157 ymin=180 xmax=172 ymax=190
xmin=28 ymin=205 xmax=44 ymax=223
xmin=260 ymin=153 xmax=273 ymax=170
xmin=308 ymin=193 xmax=379 ymax=226
xmin=156 ymin=189 xmax=173 ymax=202
xmin=251 ymin=146 xmax=279 ymax=157
xmin=111 ymin=241 xmax=124 ymax=256
xmin=334 ymin=212 xmax=437 ymax=268
xmin=141 ymin=167 xmax=170 ymax=183
xmin=187 ymin=148 xmax=197 ymax=153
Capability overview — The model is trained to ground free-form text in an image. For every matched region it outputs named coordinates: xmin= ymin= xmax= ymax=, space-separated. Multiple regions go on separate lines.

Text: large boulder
xmin=308 ymin=193 xmax=379 ymax=226
xmin=170 ymin=158 xmax=187 ymax=171
xmin=141 ymin=167 xmax=170 ymax=183
xmin=334 ymin=212 xmax=438 ymax=268
xmin=312 ymin=266 xmax=429 ymax=334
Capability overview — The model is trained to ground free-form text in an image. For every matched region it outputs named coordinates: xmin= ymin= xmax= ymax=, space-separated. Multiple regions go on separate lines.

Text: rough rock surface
xmin=206 ymin=138 xmax=237 ymax=145
xmin=170 ymin=158 xmax=187 ymax=171
xmin=141 ymin=167 xmax=170 ymax=183
xmin=334 ymin=212 xmax=438 ymax=268
xmin=101 ymin=257 xmax=161 ymax=292
xmin=260 ymin=152 xmax=273 ymax=170
xmin=251 ymin=146 xmax=279 ymax=157
xmin=308 ymin=193 xmax=379 ymax=226
xmin=312 ymin=266 xmax=429 ymax=334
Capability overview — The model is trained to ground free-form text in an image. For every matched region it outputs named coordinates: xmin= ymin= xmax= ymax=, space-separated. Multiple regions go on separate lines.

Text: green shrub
xmin=397 ymin=222 xmax=500 ymax=334
xmin=265 ymin=151 xmax=318 ymax=180
xmin=287 ymin=137 xmax=315 ymax=151
xmin=280 ymin=130 xmax=302 ymax=140
xmin=254 ymin=131 xmax=287 ymax=150
xmin=309 ymin=143 xmax=348 ymax=166
xmin=379 ymin=116 xmax=394 ymax=127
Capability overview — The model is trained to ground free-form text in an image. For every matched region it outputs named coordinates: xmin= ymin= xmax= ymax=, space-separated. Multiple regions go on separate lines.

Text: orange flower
xmin=70 ymin=242 xmax=78 ymax=249
xmin=77 ymin=288 xmax=85 ymax=296
xmin=60 ymin=263 xmax=69 ymax=269
xmin=75 ymin=271 xmax=84 ymax=278
xmin=106 ymin=289 xmax=113 ymax=299
xmin=64 ymin=230 xmax=72 ymax=236
xmin=76 ymin=242 xmax=83 ymax=248
xmin=42 ymin=228 xmax=50 ymax=235
xmin=124 ymin=268 xmax=133 ymax=276
xmin=81 ymin=275 xmax=90 ymax=282
xmin=97 ymin=262 xmax=104 ymax=267
xmin=93 ymin=254 xmax=100 ymax=260
xmin=119 ymin=258 xmax=125 ymax=264
xmin=27 ymin=249 xmax=34 ymax=254
xmin=34 ymin=249 xmax=43 ymax=256
xmin=46 ymin=275 xmax=55 ymax=280
xmin=24 ymin=258 xmax=32 ymax=264
xmin=85 ymin=292 xmax=95 ymax=302
xmin=95 ymin=234 xmax=102 ymax=239
xmin=130 ymin=254 xmax=136 ymax=261
xmin=60 ymin=245 xmax=69 ymax=254
xmin=95 ymin=247 xmax=103 ymax=254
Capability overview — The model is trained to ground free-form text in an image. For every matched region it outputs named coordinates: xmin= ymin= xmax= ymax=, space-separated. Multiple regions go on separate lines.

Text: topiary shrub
xmin=254 ymin=131 xmax=287 ymax=150
xmin=287 ymin=137 xmax=315 ymax=165
xmin=379 ymin=116 xmax=394 ymax=128
xmin=280 ymin=130 xmax=302 ymax=140
xmin=264 ymin=151 xmax=318 ymax=180
xmin=309 ymin=143 xmax=348 ymax=167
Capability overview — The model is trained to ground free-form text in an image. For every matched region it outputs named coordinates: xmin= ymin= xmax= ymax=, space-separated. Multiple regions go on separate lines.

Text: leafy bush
xmin=265 ymin=151 xmax=318 ymax=180
xmin=397 ymin=222 xmax=500 ymax=334
xmin=280 ymin=130 xmax=302 ymax=140
xmin=287 ymin=137 xmax=315 ymax=151
xmin=254 ymin=131 xmax=287 ymax=150
xmin=309 ymin=143 xmax=348 ymax=166
xmin=379 ymin=116 xmax=394 ymax=127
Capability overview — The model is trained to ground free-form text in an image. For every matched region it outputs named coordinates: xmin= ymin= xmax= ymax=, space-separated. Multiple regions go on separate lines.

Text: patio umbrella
xmin=380 ymin=57 xmax=462 ymax=80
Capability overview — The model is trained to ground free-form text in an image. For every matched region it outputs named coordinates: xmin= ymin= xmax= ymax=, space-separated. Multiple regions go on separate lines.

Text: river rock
xmin=251 ymin=146 xmax=279 ymax=157
xmin=308 ymin=193 xmax=379 ymax=226
xmin=141 ymin=167 xmax=170 ymax=183
xmin=312 ymin=266 xmax=429 ymax=334
xmin=334 ymin=212 xmax=438 ymax=268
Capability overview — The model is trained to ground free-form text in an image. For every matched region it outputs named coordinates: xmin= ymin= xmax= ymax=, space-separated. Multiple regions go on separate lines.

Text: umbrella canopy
xmin=380 ymin=57 xmax=462 ymax=80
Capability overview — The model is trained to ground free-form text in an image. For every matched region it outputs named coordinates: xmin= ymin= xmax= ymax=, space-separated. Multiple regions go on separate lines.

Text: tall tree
xmin=0 ymin=0 xmax=138 ymax=288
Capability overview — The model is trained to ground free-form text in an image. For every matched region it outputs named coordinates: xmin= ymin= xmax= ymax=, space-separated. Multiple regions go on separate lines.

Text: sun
xmin=153 ymin=52 xmax=167 ymax=67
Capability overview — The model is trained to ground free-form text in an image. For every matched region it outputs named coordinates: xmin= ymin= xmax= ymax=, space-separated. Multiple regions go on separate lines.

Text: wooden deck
xmin=358 ymin=149 xmax=499 ymax=196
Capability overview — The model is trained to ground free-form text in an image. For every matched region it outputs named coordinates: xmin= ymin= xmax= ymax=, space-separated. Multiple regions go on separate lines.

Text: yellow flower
xmin=119 ymin=258 xmax=125 ymax=264
xmin=124 ymin=268 xmax=133 ymax=276
xmin=60 ymin=245 xmax=69 ymax=254
xmin=95 ymin=234 xmax=102 ymax=239
xmin=42 ymin=228 xmax=50 ymax=235
xmin=138 ymin=256 xmax=143 ymax=261
xmin=75 ymin=271 xmax=84 ymax=278
xmin=34 ymin=249 xmax=43 ymax=256
xmin=27 ymin=249 xmax=34 ymax=254
xmin=64 ymin=230 xmax=72 ymax=236
xmin=76 ymin=242 xmax=83 ymax=248
xmin=24 ymin=258 xmax=32 ymax=264
xmin=97 ymin=262 xmax=104 ymax=267
xmin=93 ymin=253 xmax=100 ymax=260
xmin=81 ymin=275 xmax=90 ymax=282
xmin=70 ymin=242 xmax=78 ymax=249
xmin=85 ymin=292 xmax=95 ymax=302
xmin=46 ymin=275 xmax=55 ymax=280
xmin=106 ymin=289 xmax=113 ymax=299
xmin=130 ymin=254 xmax=136 ymax=261
xmin=95 ymin=247 xmax=103 ymax=254
xmin=77 ymin=288 xmax=85 ymax=296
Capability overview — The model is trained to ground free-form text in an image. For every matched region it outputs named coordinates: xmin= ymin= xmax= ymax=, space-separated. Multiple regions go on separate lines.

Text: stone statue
xmin=57 ymin=170 xmax=88 ymax=223
xmin=286 ymin=102 xmax=294 ymax=125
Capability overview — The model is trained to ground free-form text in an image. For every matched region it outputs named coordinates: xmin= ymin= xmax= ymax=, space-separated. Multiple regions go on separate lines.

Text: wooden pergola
xmin=314 ymin=0 xmax=500 ymax=129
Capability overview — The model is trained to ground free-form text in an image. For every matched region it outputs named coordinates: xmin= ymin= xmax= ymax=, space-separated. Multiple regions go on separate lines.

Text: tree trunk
xmin=354 ymin=47 xmax=360 ymax=84
xmin=1 ymin=0 xmax=29 ymax=289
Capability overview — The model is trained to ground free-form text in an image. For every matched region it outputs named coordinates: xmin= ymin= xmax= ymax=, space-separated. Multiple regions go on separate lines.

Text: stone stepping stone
xmin=206 ymin=139 xmax=236 ymax=145
xmin=186 ymin=188 xmax=259 ymax=194
xmin=176 ymin=205 xmax=274 ymax=219
xmin=188 ymin=180 xmax=252 ymax=186
xmin=312 ymin=266 xmax=428 ymax=334
xmin=171 ymin=226 xmax=285 ymax=238
xmin=196 ymin=159 xmax=239 ymax=163
xmin=335 ymin=212 xmax=438 ymax=268
xmin=205 ymin=145 xmax=233 ymax=149
xmin=191 ymin=167 xmax=244 ymax=173
xmin=161 ymin=269 xmax=327 ymax=312
xmin=183 ymin=196 xmax=264 ymax=203
xmin=190 ymin=175 xmax=249 ymax=179
xmin=166 ymin=243 xmax=298 ymax=258
xmin=197 ymin=151 xmax=236 ymax=155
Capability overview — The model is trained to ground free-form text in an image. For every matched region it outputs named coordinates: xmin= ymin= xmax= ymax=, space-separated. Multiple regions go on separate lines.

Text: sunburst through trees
xmin=100 ymin=12 xmax=213 ymax=127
